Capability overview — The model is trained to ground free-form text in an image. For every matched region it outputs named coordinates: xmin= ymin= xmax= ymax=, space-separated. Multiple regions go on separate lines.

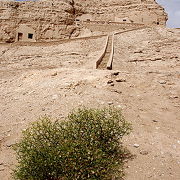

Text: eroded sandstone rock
xmin=0 ymin=0 xmax=167 ymax=43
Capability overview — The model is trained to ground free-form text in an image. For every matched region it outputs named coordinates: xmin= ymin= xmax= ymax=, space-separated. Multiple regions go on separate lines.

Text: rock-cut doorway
xmin=18 ymin=33 xmax=23 ymax=41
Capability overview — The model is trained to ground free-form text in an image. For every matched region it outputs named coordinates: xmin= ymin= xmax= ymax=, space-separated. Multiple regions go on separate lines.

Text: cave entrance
xmin=18 ymin=33 xmax=23 ymax=41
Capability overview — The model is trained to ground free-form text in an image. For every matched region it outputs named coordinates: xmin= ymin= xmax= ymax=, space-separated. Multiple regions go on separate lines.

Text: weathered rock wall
xmin=74 ymin=0 xmax=167 ymax=26
xmin=0 ymin=0 xmax=76 ymax=42
xmin=0 ymin=0 xmax=167 ymax=43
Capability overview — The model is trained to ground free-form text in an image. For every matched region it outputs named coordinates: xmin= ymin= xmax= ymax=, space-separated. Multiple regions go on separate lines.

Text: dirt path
xmin=0 ymin=27 xmax=180 ymax=180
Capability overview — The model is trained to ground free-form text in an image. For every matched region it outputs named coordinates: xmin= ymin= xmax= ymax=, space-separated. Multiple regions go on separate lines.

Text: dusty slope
xmin=0 ymin=27 xmax=180 ymax=180
xmin=113 ymin=27 xmax=180 ymax=179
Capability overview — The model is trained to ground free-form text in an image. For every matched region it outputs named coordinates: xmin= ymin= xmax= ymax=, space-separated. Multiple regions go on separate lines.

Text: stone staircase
xmin=98 ymin=35 xmax=113 ymax=69
xmin=97 ymin=27 xmax=147 ymax=70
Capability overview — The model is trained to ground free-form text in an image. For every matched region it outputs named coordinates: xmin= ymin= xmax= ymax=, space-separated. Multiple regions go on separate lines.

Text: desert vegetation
xmin=13 ymin=107 xmax=131 ymax=180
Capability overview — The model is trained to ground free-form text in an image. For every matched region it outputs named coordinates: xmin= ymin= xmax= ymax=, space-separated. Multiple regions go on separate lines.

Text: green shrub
xmin=13 ymin=107 xmax=131 ymax=180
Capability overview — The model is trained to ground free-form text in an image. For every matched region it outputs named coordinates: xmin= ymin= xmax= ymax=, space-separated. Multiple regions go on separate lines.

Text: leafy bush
xmin=13 ymin=107 xmax=131 ymax=180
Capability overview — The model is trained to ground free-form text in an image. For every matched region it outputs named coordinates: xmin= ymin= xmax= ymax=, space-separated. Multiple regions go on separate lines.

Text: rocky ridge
xmin=0 ymin=0 xmax=167 ymax=43
xmin=74 ymin=0 xmax=167 ymax=25
xmin=0 ymin=0 xmax=75 ymax=42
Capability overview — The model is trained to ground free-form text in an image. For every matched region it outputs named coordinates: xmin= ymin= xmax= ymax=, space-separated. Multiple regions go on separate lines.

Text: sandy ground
xmin=0 ymin=27 xmax=180 ymax=180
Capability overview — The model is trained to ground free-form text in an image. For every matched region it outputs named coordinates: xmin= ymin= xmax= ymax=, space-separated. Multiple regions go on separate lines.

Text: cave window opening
xmin=28 ymin=33 xmax=33 ymax=39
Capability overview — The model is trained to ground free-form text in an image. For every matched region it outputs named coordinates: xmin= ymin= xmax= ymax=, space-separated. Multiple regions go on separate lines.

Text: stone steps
xmin=98 ymin=35 xmax=113 ymax=69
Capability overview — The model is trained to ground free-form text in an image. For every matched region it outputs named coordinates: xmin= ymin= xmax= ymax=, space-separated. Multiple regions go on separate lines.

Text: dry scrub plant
xmin=13 ymin=107 xmax=131 ymax=180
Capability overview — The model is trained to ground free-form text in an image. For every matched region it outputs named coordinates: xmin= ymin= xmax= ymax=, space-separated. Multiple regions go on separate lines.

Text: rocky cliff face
xmin=0 ymin=0 xmax=167 ymax=43
xmin=0 ymin=0 xmax=76 ymax=42
xmin=74 ymin=0 xmax=167 ymax=25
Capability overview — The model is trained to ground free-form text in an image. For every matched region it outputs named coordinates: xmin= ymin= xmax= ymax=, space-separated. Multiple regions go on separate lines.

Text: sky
xmin=156 ymin=0 xmax=180 ymax=28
